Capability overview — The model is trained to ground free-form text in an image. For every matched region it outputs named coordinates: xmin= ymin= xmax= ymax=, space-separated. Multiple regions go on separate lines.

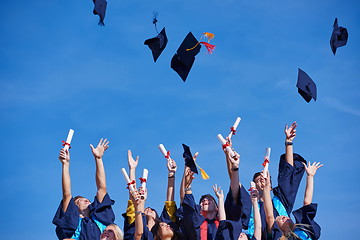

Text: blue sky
xmin=0 ymin=0 xmax=359 ymax=239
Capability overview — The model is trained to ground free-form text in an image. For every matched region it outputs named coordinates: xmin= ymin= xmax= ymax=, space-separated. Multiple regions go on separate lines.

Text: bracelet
xmin=185 ymin=187 xmax=191 ymax=191
xmin=285 ymin=141 xmax=293 ymax=146
xmin=135 ymin=211 xmax=143 ymax=215
xmin=168 ymin=175 xmax=175 ymax=178
xmin=232 ymin=167 xmax=239 ymax=171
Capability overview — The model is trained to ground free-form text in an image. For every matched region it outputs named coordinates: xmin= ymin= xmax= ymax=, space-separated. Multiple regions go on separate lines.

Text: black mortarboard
xmin=171 ymin=32 xmax=201 ymax=82
xmin=144 ymin=27 xmax=168 ymax=62
xmin=182 ymin=144 xmax=198 ymax=174
xmin=330 ymin=18 xmax=348 ymax=55
xmin=296 ymin=68 xmax=317 ymax=103
xmin=93 ymin=0 xmax=107 ymax=26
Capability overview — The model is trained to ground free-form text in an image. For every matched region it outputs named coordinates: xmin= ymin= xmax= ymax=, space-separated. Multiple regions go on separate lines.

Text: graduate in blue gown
xmin=53 ymin=138 xmax=115 ymax=240
xmin=213 ymin=183 xmax=261 ymax=240
xmin=123 ymin=150 xmax=183 ymax=240
xmin=247 ymin=122 xmax=307 ymax=240
xmin=263 ymin=161 xmax=323 ymax=240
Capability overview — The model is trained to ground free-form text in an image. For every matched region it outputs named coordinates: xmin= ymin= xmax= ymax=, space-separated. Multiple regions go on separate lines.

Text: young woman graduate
xmin=213 ymin=183 xmax=261 ymax=240
xmin=53 ymin=138 xmax=115 ymax=240
xmin=247 ymin=122 xmax=307 ymax=240
xmin=263 ymin=161 xmax=322 ymax=240
xmin=122 ymin=150 xmax=182 ymax=240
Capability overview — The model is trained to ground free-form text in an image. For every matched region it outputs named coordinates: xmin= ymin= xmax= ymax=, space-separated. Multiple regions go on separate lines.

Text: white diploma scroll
xmin=249 ymin=181 xmax=256 ymax=192
xmin=121 ymin=168 xmax=139 ymax=201
xmin=228 ymin=117 xmax=241 ymax=139
xmin=63 ymin=129 xmax=74 ymax=150
xmin=217 ymin=134 xmax=235 ymax=156
xmin=159 ymin=144 xmax=170 ymax=159
xmin=263 ymin=147 xmax=271 ymax=176
xmin=141 ymin=169 xmax=148 ymax=189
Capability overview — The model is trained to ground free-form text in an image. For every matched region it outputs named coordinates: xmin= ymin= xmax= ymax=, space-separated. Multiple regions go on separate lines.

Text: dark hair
xmin=73 ymin=195 xmax=85 ymax=203
xmin=151 ymin=222 xmax=184 ymax=240
xmin=252 ymin=172 xmax=272 ymax=186
xmin=145 ymin=207 xmax=160 ymax=222
xmin=199 ymin=194 xmax=218 ymax=207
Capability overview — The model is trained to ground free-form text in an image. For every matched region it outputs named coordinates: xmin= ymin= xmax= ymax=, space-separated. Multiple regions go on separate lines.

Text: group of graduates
xmin=53 ymin=122 xmax=323 ymax=240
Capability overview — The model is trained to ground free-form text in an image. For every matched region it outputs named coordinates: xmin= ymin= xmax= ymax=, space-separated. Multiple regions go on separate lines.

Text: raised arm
xmin=251 ymin=187 xmax=261 ymax=240
xmin=132 ymin=190 xmax=145 ymax=240
xmin=262 ymin=170 xmax=274 ymax=233
xmin=59 ymin=148 xmax=72 ymax=212
xmin=90 ymin=138 xmax=109 ymax=203
xmin=128 ymin=150 xmax=139 ymax=199
xmin=213 ymin=184 xmax=225 ymax=221
xmin=284 ymin=122 xmax=297 ymax=166
xmin=225 ymin=148 xmax=241 ymax=203
xmin=180 ymin=152 xmax=198 ymax=203
xmin=303 ymin=162 xmax=323 ymax=206
xmin=166 ymin=158 xmax=177 ymax=202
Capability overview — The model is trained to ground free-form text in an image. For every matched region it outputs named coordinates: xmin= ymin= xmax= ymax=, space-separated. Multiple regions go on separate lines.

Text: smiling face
xmin=200 ymin=196 xmax=217 ymax=213
xmin=144 ymin=207 xmax=158 ymax=221
xmin=100 ymin=226 xmax=116 ymax=240
xmin=275 ymin=215 xmax=294 ymax=233
xmin=157 ymin=222 xmax=174 ymax=239
xmin=253 ymin=173 xmax=265 ymax=191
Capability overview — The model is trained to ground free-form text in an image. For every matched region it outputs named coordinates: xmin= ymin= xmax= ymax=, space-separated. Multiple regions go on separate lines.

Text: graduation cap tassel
xmin=195 ymin=163 xmax=210 ymax=180
xmin=201 ymin=42 xmax=216 ymax=54
xmin=202 ymin=32 xmax=215 ymax=42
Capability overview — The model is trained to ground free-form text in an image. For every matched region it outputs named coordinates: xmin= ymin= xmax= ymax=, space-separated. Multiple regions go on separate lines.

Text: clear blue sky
xmin=1 ymin=0 xmax=359 ymax=239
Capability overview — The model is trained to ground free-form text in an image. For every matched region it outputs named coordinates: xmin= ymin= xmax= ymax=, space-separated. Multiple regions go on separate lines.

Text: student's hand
xmin=59 ymin=148 xmax=70 ymax=164
xmin=128 ymin=150 xmax=139 ymax=169
xmin=90 ymin=138 xmax=109 ymax=159
xmin=167 ymin=158 xmax=177 ymax=177
xmin=263 ymin=170 xmax=271 ymax=189
xmin=303 ymin=161 xmax=323 ymax=177
xmin=226 ymin=150 xmax=240 ymax=169
xmin=184 ymin=167 xmax=195 ymax=188
xmin=284 ymin=122 xmax=297 ymax=142
xmin=250 ymin=188 xmax=260 ymax=202
xmin=212 ymin=184 xmax=224 ymax=200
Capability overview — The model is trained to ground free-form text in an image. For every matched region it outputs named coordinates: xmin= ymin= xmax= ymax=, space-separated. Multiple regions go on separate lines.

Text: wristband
xmin=135 ymin=211 xmax=143 ymax=215
xmin=168 ymin=175 xmax=175 ymax=178
xmin=232 ymin=167 xmax=239 ymax=171
xmin=185 ymin=187 xmax=191 ymax=191
xmin=285 ymin=141 xmax=293 ymax=146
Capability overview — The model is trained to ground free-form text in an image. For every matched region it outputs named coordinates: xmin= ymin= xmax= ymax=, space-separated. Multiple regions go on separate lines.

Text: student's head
xmin=74 ymin=195 xmax=91 ymax=211
xmin=199 ymin=194 xmax=218 ymax=213
xmin=144 ymin=207 xmax=160 ymax=222
xmin=238 ymin=232 xmax=251 ymax=240
xmin=252 ymin=172 xmax=272 ymax=191
xmin=275 ymin=215 xmax=294 ymax=234
xmin=100 ymin=224 xmax=123 ymax=240
xmin=152 ymin=222 xmax=183 ymax=240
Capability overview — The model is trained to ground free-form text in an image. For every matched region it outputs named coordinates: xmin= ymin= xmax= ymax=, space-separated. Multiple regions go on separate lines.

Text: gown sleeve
xmin=272 ymin=153 xmax=307 ymax=215
xmin=293 ymin=203 xmax=321 ymax=240
xmin=182 ymin=193 xmax=204 ymax=240
xmin=52 ymin=198 xmax=80 ymax=240
xmin=89 ymin=193 xmax=115 ymax=226
xmin=224 ymin=185 xmax=252 ymax=229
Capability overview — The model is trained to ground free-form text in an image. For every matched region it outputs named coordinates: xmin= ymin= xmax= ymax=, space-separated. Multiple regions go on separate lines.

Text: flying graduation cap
xmin=93 ymin=0 xmax=107 ymax=26
xmin=330 ymin=18 xmax=348 ymax=55
xmin=296 ymin=68 xmax=317 ymax=103
xmin=182 ymin=144 xmax=198 ymax=174
xmin=144 ymin=13 xmax=168 ymax=62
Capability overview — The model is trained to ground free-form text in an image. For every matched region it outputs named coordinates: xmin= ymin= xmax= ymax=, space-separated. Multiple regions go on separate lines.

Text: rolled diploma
xmin=217 ymin=134 xmax=235 ymax=156
xmin=121 ymin=168 xmax=137 ymax=196
xmin=159 ymin=144 xmax=170 ymax=159
xmin=64 ymin=129 xmax=74 ymax=150
xmin=250 ymin=181 xmax=256 ymax=189
xmin=228 ymin=117 xmax=241 ymax=139
xmin=141 ymin=169 xmax=148 ymax=189
xmin=263 ymin=147 xmax=271 ymax=174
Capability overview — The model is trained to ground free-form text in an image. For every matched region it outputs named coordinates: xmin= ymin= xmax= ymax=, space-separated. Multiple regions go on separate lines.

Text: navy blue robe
xmin=215 ymin=220 xmax=257 ymax=240
xmin=271 ymin=203 xmax=321 ymax=240
xmin=182 ymin=193 xmax=218 ymax=240
xmin=52 ymin=193 xmax=115 ymax=240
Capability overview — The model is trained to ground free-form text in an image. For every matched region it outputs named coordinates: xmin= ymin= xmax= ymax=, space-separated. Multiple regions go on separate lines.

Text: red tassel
xmin=199 ymin=42 xmax=216 ymax=54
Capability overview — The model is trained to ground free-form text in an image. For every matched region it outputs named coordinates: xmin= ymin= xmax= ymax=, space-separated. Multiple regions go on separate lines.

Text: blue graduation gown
xmin=271 ymin=203 xmax=321 ymax=240
xmin=224 ymin=185 xmax=252 ymax=229
xmin=182 ymin=193 xmax=218 ymax=240
xmin=215 ymin=220 xmax=257 ymax=240
xmin=52 ymin=193 xmax=115 ymax=240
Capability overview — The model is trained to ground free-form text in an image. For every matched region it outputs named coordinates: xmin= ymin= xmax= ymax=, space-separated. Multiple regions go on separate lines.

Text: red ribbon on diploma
xmin=165 ymin=151 xmax=171 ymax=159
xmin=230 ymin=127 xmax=236 ymax=135
xmin=262 ymin=158 xmax=269 ymax=167
xmin=222 ymin=143 xmax=230 ymax=150
xmin=139 ymin=178 xmax=147 ymax=183
xmin=248 ymin=187 xmax=255 ymax=192
xmin=126 ymin=180 xmax=136 ymax=189
xmin=62 ymin=140 xmax=71 ymax=149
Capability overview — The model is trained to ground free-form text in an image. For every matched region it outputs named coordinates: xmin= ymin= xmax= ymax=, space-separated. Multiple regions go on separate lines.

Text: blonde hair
xmin=279 ymin=223 xmax=313 ymax=240
xmin=107 ymin=224 xmax=123 ymax=240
